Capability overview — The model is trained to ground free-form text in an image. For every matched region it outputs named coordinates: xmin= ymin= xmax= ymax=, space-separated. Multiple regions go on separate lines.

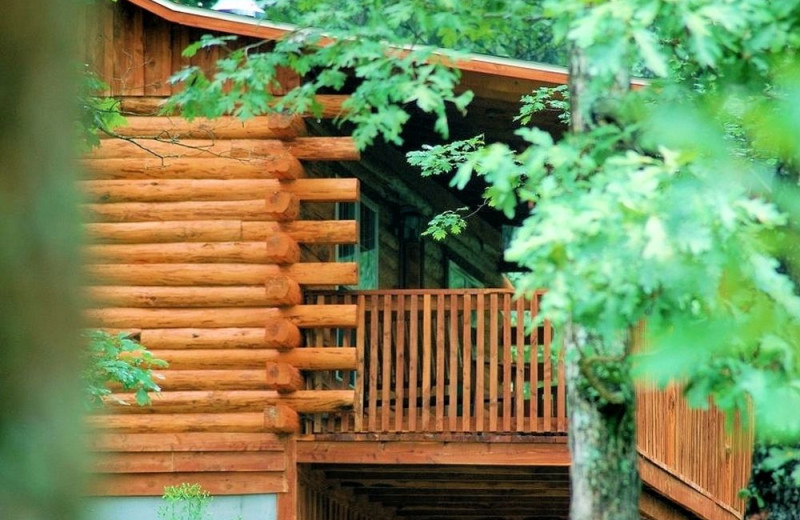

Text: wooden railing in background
xmin=303 ymin=289 xmax=567 ymax=435
xmin=636 ymin=384 xmax=752 ymax=516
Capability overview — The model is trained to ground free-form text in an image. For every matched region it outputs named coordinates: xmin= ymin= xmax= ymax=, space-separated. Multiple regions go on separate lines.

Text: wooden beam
xmin=146 ymin=347 xmax=357 ymax=370
xmin=263 ymin=405 xmax=300 ymax=434
xmin=87 ymin=137 xmax=358 ymax=161
xmin=87 ymin=262 xmax=358 ymax=286
xmin=81 ymin=178 xmax=358 ymax=203
xmin=99 ymin=390 xmax=354 ymax=414
xmin=83 ymin=199 xmax=298 ymax=222
xmin=82 ymin=155 xmax=305 ymax=180
xmin=265 ymin=234 xmax=301 ymax=265
xmin=86 ymin=241 xmax=299 ymax=264
xmin=639 ymin=455 xmax=741 ymax=520
xmin=106 ymin=115 xmax=306 ymax=140
xmin=85 ymin=220 xmax=357 ymax=245
xmin=297 ymin=440 xmax=571 ymax=466
xmin=85 ymin=304 xmax=358 ymax=329
xmin=90 ymin=432 xmax=286 ymax=452
xmin=139 ymin=328 xmax=266 ymax=349
xmin=88 ymin=286 xmax=281 ymax=308
xmin=93 ymin=450 xmax=285 ymax=473
xmin=263 ymin=191 xmax=299 ymax=221
xmin=91 ymin=471 xmax=286 ymax=497
xmin=265 ymin=362 xmax=304 ymax=393
xmin=264 ymin=319 xmax=302 ymax=350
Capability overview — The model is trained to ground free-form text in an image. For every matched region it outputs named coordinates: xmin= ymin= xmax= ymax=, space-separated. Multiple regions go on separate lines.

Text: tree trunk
xmin=565 ymin=31 xmax=640 ymax=520
xmin=0 ymin=1 xmax=84 ymax=519
xmin=565 ymin=323 xmax=640 ymax=520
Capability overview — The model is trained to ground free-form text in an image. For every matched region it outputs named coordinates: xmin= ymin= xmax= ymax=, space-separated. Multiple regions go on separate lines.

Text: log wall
xmin=82 ymin=3 xmax=359 ymax=500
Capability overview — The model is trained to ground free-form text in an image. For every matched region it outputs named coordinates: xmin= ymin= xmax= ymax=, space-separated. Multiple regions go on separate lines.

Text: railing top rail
xmin=306 ymin=288 xmax=546 ymax=297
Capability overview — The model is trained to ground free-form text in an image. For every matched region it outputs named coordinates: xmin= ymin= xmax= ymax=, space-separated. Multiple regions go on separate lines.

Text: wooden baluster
xmin=529 ymin=294 xmax=539 ymax=430
xmin=435 ymin=293 xmax=446 ymax=432
xmin=368 ymin=294 xmax=379 ymax=432
xmin=475 ymin=294 xmax=485 ymax=433
xmin=408 ymin=295 xmax=419 ymax=432
xmin=502 ymin=293 xmax=512 ymax=432
xmin=394 ymin=295 xmax=406 ymax=432
xmin=381 ymin=294 xmax=392 ymax=432
xmin=354 ymin=294 xmax=365 ymax=432
xmin=543 ymin=314 xmax=553 ymax=432
xmin=489 ymin=293 xmax=499 ymax=432
xmin=448 ymin=293 xmax=459 ymax=432
xmin=421 ymin=294 xmax=432 ymax=431
xmin=461 ymin=294 xmax=472 ymax=432
xmin=514 ymin=296 xmax=525 ymax=433
xmin=557 ymin=318 xmax=567 ymax=432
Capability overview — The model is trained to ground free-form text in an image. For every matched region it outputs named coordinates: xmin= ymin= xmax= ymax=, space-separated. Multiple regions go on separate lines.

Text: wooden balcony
xmin=304 ymin=289 xmax=565 ymax=436
xmin=302 ymin=288 xmax=752 ymax=520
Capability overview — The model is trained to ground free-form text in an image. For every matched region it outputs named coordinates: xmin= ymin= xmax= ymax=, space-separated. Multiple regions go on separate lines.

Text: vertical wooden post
xmin=277 ymin=435 xmax=297 ymax=520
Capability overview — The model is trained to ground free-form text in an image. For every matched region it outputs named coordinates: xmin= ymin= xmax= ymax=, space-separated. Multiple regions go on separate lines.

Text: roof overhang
xmin=125 ymin=0 xmax=581 ymax=91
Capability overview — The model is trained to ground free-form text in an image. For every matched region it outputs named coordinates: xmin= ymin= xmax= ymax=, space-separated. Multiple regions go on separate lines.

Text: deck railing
xmin=303 ymin=289 xmax=567 ymax=435
xmin=302 ymin=288 xmax=751 ymax=517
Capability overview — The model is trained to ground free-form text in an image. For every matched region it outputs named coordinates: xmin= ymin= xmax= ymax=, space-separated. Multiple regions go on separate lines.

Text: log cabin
xmin=81 ymin=2 xmax=753 ymax=519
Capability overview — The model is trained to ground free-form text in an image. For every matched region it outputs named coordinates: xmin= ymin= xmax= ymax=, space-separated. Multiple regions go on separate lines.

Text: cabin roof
xmin=127 ymin=0 xmax=577 ymax=87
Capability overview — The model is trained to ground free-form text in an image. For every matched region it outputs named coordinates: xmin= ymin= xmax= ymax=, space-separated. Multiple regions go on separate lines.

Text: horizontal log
xmin=139 ymin=328 xmax=266 ymax=349
xmin=90 ymin=432 xmax=286 ymax=452
xmin=92 ymin=450 xmax=285 ymax=473
xmin=82 ymin=155 xmax=304 ymax=180
xmin=86 ymin=220 xmax=357 ymax=245
xmin=85 ymin=305 xmax=358 ymax=329
xmin=145 ymin=347 xmax=357 ymax=370
xmin=264 ymin=405 xmax=300 ymax=434
xmin=92 ymin=471 xmax=286 ymax=497
xmin=83 ymin=199 xmax=298 ymax=222
xmin=88 ymin=413 xmax=269 ymax=433
xmin=107 ymin=115 xmax=306 ymax=140
xmin=149 ymin=370 xmax=267 ymax=391
xmin=242 ymin=221 xmax=357 ymax=244
xmin=81 ymin=178 xmax=358 ymax=203
xmin=265 ymin=276 xmax=302 ymax=307
xmin=265 ymin=235 xmax=300 ymax=265
xmin=100 ymin=390 xmax=355 ymax=414
xmin=87 ymin=262 xmax=358 ymax=286
xmin=87 ymin=286 xmax=277 ymax=308
xmin=264 ymin=319 xmax=302 ymax=350
xmin=264 ymin=192 xmax=299 ymax=221
xmin=117 ymin=94 xmax=350 ymax=119
xmin=87 ymin=138 xmax=358 ymax=161
xmin=85 ymin=241 xmax=298 ymax=264
xmin=285 ymin=137 xmax=360 ymax=161
xmin=265 ymin=362 xmax=304 ymax=393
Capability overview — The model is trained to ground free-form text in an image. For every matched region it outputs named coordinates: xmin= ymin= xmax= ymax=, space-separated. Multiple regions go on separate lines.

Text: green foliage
xmin=76 ymin=67 xmax=127 ymax=150
xmin=158 ymin=483 xmax=241 ymax=520
xmin=158 ymin=483 xmax=212 ymax=520
xmin=405 ymin=0 xmax=800 ymax=441
xmin=165 ymin=30 xmax=471 ymax=148
xmin=422 ymin=208 xmax=469 ymax=241
xmin=82 ymin=330 xmax=167 ymax=409
xmin=517 ymin=85 xmax=569 ymax=126
xmin=407 ymin=135 xmax=485 ymax=177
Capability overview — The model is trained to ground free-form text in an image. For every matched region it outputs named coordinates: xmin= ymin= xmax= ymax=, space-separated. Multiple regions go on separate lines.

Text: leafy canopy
xmin=166 ymin=0 xmax=800 ymax=440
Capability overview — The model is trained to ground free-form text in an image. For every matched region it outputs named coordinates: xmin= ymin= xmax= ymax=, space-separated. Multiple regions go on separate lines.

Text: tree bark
xmin=0 ymin=1 xmax=84 ymax=519
xmin=566 ymin=38 xmax=640 ymax=520
xmin=565 ymin=324 xmax=640 ymax=520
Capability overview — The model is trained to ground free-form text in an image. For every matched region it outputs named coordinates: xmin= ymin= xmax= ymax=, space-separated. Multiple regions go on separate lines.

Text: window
xmin=447 ymin=259 xmax=483 ymax=289
xmin=337 ymin=197 xmax=379 ymax=289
